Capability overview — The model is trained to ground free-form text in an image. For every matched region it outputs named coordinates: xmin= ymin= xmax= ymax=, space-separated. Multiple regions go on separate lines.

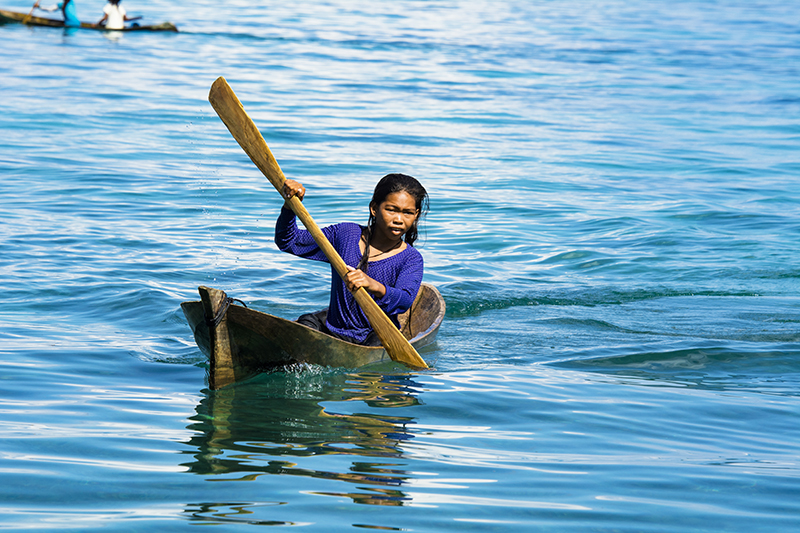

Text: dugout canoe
xmin=0 ymin=9 xmax=178 ymax=31
xmin=181 ymin=283 xmax=445 ymax=389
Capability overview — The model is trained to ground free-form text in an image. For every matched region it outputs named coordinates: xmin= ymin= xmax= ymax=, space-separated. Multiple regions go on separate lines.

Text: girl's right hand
xmin=282 ymin=179 xmax=305 ymax=202
xmin=343 ymin=265 xmax=386 ymax=298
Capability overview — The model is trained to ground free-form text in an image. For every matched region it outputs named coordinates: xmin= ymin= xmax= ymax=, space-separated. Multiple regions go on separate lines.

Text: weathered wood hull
xmin=0 ymin=9 xmax=178 ymax=31
xmin=181 ymin=283 xmax=445 ymax=388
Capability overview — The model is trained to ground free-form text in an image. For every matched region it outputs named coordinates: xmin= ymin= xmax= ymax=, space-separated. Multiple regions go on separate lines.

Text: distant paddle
xmin=23 ymin=1 xmax=38 ymax=24
xmin=207 ymin=76 xmax=429 ymax=370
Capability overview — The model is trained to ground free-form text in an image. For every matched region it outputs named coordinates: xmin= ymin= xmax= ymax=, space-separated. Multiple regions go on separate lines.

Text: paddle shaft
xmin=23 ymin=1 xmax=37 ymax=23
xmin=207 ymin=76 xmax=428 ymax=369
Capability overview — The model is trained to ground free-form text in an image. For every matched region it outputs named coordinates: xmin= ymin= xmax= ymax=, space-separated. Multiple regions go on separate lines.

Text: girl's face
xmin=370 ymin=191 xmax=419 ymax=242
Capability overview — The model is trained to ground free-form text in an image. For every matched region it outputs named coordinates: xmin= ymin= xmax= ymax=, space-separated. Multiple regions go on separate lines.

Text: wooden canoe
xmin=181 ymin=283 xmax=445 ymax=389
xmin=0 ymin=9 xmax=178 ymax=31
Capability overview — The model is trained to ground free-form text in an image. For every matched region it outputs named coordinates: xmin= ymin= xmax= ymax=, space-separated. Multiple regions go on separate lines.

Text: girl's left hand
xmin=344 ymin=266 xmax=386 ymax=298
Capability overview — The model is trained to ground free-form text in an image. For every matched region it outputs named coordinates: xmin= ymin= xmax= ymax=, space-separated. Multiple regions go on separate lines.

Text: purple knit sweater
xmin=275 ymin=207 xmax=424 ymax=343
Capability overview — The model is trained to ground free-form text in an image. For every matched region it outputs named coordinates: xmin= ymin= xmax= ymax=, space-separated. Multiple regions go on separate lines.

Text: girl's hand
xmin=282 ymin=179 xmax=305 ymax=203
xmin=344 ymin=266 xmax=386 ymax=298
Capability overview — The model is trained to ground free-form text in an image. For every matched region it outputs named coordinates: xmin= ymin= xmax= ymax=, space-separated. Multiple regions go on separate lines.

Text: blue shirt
xmin=60 ymin=0 xmax=79 ymax=27
xmin=275 ymin=207 xmax=424 ymax=343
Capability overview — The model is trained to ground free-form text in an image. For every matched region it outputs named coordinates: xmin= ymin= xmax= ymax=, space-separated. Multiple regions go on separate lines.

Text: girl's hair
xmin=357 ymin=173 xmax=428 ymax=273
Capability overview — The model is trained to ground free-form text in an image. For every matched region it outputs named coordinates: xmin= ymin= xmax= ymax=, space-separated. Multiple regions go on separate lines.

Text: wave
xmin=442 ymin=285 xmax=762 ymax=318
xmin=551 ymin=345 xmax=800 ymax=396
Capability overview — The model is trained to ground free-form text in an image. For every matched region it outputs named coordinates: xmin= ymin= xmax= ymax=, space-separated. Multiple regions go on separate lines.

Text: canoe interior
xmin=0 ymin=9 xmax=178 ymax=31
xmin=181 ymin=283 xmax=445 ymax=388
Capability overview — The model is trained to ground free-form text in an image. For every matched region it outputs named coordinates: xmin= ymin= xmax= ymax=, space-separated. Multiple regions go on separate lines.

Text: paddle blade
xmin=208 ymin=76 xmax=286 ymax=193
xmin=352 ymin=289 xmax=429 ymax=369
xmin=207 ymin=76 xmax=429 ymax=370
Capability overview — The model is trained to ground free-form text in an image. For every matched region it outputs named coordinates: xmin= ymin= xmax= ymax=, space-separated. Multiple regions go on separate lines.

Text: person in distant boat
xmin=32 ymin=0 xmax=79 ymax=27
xmin=97 ymin=0 xmax=136 ymax=30
xmin=276 ymin=173 xmax=428 ymax=346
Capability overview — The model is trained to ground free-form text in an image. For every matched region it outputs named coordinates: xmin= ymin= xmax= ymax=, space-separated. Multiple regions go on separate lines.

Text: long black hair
xmin=357 ymin=173 xmax=429 ymax=273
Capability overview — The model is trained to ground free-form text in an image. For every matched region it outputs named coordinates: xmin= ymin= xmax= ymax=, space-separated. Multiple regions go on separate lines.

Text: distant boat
xmin=0 ymin=8 xmax=178 ymax=31
xmin=181 ymin=283 xmax=445 ymax=389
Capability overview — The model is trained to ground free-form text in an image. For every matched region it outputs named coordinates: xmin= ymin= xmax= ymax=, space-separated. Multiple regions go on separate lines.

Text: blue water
xmin=1 ymin=0 xmax=799 ymax=530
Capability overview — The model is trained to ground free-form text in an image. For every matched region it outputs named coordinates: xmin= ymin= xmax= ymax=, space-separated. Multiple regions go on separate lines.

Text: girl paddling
xmin=276 ymin=173 xmax=428 ymax=346
xmin=32 ymin=0 xmax=79 ymax=27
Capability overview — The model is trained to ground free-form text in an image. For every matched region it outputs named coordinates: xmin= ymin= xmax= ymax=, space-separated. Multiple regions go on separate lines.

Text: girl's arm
xmin=275 ymin=207 xmax=329 ymax=261
xmin=274 ymin=180 xmax=337 ymax=262
xmin=36 ymin=3 xmax=60 ymax=12
xmin=376 ymin=252 xmax=423 ymax=315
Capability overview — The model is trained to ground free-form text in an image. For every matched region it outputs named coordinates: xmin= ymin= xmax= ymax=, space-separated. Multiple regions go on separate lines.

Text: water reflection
xmin=102 ymin=30 xmax=123 ymax=42
xmin=181 ymin=369 xmax=422 ymax=517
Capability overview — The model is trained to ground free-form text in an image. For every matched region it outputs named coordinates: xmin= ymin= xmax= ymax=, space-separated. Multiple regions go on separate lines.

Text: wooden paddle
xmin=207 ymin=76 xmax=429 ymax=369
xmin=23 ymin=1 xmax=39 ymax=24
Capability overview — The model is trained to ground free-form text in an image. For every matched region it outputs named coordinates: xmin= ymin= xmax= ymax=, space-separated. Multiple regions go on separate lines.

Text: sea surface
xmin=1 ymin=0 xmax=799 ymax=530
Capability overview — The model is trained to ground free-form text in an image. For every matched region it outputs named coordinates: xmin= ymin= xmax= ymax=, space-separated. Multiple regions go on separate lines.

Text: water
xmin=1 ymin=0 xmax=799 ymax=530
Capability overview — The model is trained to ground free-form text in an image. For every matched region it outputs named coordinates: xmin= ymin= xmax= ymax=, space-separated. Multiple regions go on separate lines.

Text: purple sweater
xmin=275 ymin=207 xmax=424 ymax=343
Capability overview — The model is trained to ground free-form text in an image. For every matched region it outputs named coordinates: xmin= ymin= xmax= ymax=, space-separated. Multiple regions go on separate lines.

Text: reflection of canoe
xmin=181 ymin=283 xmax=445 ymax=389
xmin=0 ymin=9 xmax=178 ymax=31
xmin=183 ymin=372 xmax=421 ymax=511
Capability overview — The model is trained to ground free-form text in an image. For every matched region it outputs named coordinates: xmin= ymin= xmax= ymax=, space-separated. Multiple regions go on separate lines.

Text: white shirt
xmin=103 ymin=3 xmax=126 ymax=30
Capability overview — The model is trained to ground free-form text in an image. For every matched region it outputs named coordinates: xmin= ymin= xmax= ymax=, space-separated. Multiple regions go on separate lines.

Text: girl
xmin=32 ymin=0 xmax=79 ymax=27
xmin=276 ymin=173 xmax=429 ymax=346
xmin=97 ymin=0 xmax=134 ymax=30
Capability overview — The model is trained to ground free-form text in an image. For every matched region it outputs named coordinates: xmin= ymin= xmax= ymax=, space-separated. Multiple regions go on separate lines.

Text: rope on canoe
xmin=205 ymin=297 xmax=248 ymax=328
